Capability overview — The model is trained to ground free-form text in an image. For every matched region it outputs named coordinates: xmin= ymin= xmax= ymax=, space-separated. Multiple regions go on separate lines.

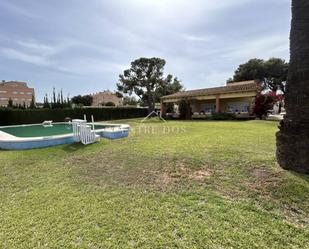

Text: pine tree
xmin=60 ymin=89 xmax=64 ymax=107
xmin=57 ymin=92 xmax=61 ymax=108
xmin=43 ymin=94 xmax=50 ymax=109
xmin=30 ymin=95 xmax=36 ymax=109
xmin=8 ymin=98 xmax=13 ymax=108
xmin=52 ymin=87 xmax=56 ymax=108
xmin=67 ymin=94 xmax=71 ymax=108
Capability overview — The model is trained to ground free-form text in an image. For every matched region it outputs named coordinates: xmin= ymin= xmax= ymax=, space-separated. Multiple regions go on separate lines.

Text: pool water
xmin=0 ymin=123 xmax=111 ymax=138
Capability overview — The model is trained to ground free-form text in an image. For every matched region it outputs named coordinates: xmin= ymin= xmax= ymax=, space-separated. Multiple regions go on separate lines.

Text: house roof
xmin=0 ymin=81 xmax=29 ymax=88
xmin=161 ymin=80 xmax=259 ymax=100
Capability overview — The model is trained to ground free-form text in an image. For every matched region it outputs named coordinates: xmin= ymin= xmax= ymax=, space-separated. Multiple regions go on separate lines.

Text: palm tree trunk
xmin=276 ymin=0 xmax=309 ymax=174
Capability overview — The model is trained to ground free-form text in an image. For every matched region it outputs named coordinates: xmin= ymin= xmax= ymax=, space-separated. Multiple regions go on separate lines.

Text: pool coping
xmin=0 ymin=122 xmax=130 ymax=142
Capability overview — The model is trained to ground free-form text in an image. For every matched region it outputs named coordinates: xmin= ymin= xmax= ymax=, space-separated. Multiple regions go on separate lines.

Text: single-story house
xmin=160 ymin=80 xmax=259 ymax=119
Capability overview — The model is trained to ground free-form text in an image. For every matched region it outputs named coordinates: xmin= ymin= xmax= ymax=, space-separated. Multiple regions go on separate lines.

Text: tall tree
xmin=52 ymin=87 xmax=56 ymax=105
xmin=231 ymin=58 xmax=288 ymax=93
xmin=156 ymin=75 xmax=183 ymax=100
xmin=7 ymin=98 xmax=13 ymax=108
xmin=122 ymin=96 xmax=139 ymax=106
xmin=66 ymin=94 xmax=71 ymax=108
xmin=276 ymin=0 xmax=309 ymax=174
xmin=140 ymin=75 xmax=183 ymax=107
xmin=264 ymin=58 xmax=289 ymax=93
xmin=57 ymin=93 xmax=61 ymax=107
xmin=71 ymin=95 xmax=93 ymax=106
xmin=60 ymin=89 xmax=64 ymax=105
xmin=29 ymin=95 xmax=36 ymax=109
xmin=117 ymin=57 xmax=183 ymax=112
xmin=43 ymin=94 xmax=50 ymax=108
xmin=233 ymin=58 xmax=265 ymax=82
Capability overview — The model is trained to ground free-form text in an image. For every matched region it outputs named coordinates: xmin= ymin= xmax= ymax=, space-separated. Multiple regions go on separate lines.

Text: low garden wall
xmin=0 ymin=107 xmax=148 ymax=125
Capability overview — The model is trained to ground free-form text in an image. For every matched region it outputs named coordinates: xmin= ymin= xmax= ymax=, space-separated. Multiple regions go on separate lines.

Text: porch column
xmin=160 ymin=100 xmax=167 ymax=117
xmin=216 ymin=95 xmax=220 ymax=113
xmin=186 ymin=101 xmax=192 ymax=120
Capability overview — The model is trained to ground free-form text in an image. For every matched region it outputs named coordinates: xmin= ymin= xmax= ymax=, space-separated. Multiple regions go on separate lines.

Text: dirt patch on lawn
xmin=155 ymin=173 xmax=174 ymax=190
xmin=189 ymin=170 xmax=211 ymax=180
xmin=245 ymin=167 xmax=284 ymax=191
xmin=63 ymin=149 xmax=216 ymax=191
xmin=64 ymin=149 xmax=309 ymax=225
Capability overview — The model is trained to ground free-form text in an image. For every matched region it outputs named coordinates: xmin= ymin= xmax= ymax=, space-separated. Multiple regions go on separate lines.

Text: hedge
xmin=209 ymin=113 xmax=236 ymax=120
xmin=0 ymin=107 xmax=148 ymax=126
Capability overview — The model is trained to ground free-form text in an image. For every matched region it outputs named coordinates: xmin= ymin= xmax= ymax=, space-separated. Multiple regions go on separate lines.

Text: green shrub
xmin=104 ymin=102 xmax=116 ymax=106
xmin=0 ymin=107 xmax=148 ymax=125
xmin=209 ymin=113 xmax=236 ymax=120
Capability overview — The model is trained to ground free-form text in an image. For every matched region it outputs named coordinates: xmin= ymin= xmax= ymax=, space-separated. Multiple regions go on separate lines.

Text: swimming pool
xmin=0 ymin=122 xmax=130 ymax=150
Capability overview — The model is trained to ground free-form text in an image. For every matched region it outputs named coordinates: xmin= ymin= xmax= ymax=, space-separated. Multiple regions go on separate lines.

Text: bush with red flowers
xmin=253 ymin=91 xmax=283 ymax=119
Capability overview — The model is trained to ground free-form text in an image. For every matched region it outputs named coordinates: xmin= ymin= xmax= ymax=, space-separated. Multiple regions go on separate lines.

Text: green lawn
xmin=0 ymin=120 xmax=308 ymax=248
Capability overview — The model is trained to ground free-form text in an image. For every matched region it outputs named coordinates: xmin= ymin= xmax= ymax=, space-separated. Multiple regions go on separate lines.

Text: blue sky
xmin=0 ymin=0 xmax=291 ymax=101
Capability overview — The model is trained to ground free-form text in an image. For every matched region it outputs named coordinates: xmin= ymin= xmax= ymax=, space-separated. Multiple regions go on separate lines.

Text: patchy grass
xmin=0 ymin=119 xmax=308 ymax=248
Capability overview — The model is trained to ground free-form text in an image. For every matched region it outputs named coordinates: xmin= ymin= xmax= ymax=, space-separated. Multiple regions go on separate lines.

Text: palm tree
xmin=276 ymin=0 xmax=309 ymax=174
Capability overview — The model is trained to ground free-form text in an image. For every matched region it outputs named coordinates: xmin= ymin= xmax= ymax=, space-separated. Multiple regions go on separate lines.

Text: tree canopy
xmin=122 ymin=96 xmax=139 ymax=106
xmin=230 ymin=58 xmax=289 ymax=93
xmin=117 ymin=57 xmax=183 ymax=112
xmin=71 ymin=94 xmax=93 ymax=106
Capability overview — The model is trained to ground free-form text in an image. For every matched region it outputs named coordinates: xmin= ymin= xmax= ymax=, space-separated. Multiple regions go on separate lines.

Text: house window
xmin=204 ymin=103 xmax=215 ymax=114
xmin=227 ymin=102 xmax=250 ymax=113
xmin=13 ymin=91 xmax=18 ymax=94
xmin=27 ymin=92 xmax=32 ymax=95
xmin=0 ymin=90 xmax=7 ymax=93
xmin=0 ymin=97 xmax=8 ymax=100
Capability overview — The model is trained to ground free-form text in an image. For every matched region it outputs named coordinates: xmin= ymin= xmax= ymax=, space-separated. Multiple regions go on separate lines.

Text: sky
xmin=0 ymin=0 xmax=291 ymax=101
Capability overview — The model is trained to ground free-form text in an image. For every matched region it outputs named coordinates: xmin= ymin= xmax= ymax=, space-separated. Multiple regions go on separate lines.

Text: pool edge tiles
xmin=0 ymin=122 xmax=109 ymax=138
xmin=0 ymin=122 xmax=130 ymax=150
xmin=0 ymin=135 xmax=75 ymax=150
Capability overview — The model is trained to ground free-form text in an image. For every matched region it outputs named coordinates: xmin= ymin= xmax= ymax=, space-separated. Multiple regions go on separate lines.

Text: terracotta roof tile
xmin=161 ymin=80 xmax=259 ymax=100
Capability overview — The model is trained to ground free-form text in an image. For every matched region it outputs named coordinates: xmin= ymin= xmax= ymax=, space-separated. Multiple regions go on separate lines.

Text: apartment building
xmin=0 ymin=81 xmax=35 ymax=107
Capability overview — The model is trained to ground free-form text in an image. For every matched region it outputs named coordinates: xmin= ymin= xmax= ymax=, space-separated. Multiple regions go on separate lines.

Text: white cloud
xmin=1 ymin=39 xmax=127 ymax=77
xmin=1 ymin=48 xmax=50 ymax=66
xmin=16 ymin=41 xmax=57 ymax=56
xmin=0 ymin=0 xmax=291 ymax=101
xmin=200 ymin=71 xmax=233 ymax=86
xmin=59 ymin=59 xmax=127 ymax=75
xmin=183 ymin=34 xmax=215 ymax=42
xmin=221 ymin=35 xmax=289 ymax=60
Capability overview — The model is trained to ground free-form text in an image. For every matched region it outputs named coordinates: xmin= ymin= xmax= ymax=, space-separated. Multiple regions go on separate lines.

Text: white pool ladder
xmin=79 ymin=123 xmax=100 ymax=145
xmin=72 ymin=119 xmax=86 ymax=142
xmin=72 ymin=119 xmax=100 ymax=145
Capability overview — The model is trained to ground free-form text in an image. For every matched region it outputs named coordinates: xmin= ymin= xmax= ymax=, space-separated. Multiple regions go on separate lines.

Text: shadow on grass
xmin=61 ymin=139 xmax=110 ymax=153
xmin=61 ymin=142 xmax=87 ymax=153
xmin=289 ymin=170 xmax=309 ymax=181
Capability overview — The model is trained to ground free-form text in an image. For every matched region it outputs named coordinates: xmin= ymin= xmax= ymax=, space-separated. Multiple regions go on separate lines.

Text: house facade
xmin=91 ymin=91 xmax=122 ymax=106
xmin=160 ymin=80 xmax=259 ymax=119
xmin=0 ymin=81 xmax=35 ymax=107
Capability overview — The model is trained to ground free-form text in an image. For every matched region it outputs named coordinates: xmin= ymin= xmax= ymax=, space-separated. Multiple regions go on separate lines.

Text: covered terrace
xmin=160 ymin=80 xmax=258 ymax=120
